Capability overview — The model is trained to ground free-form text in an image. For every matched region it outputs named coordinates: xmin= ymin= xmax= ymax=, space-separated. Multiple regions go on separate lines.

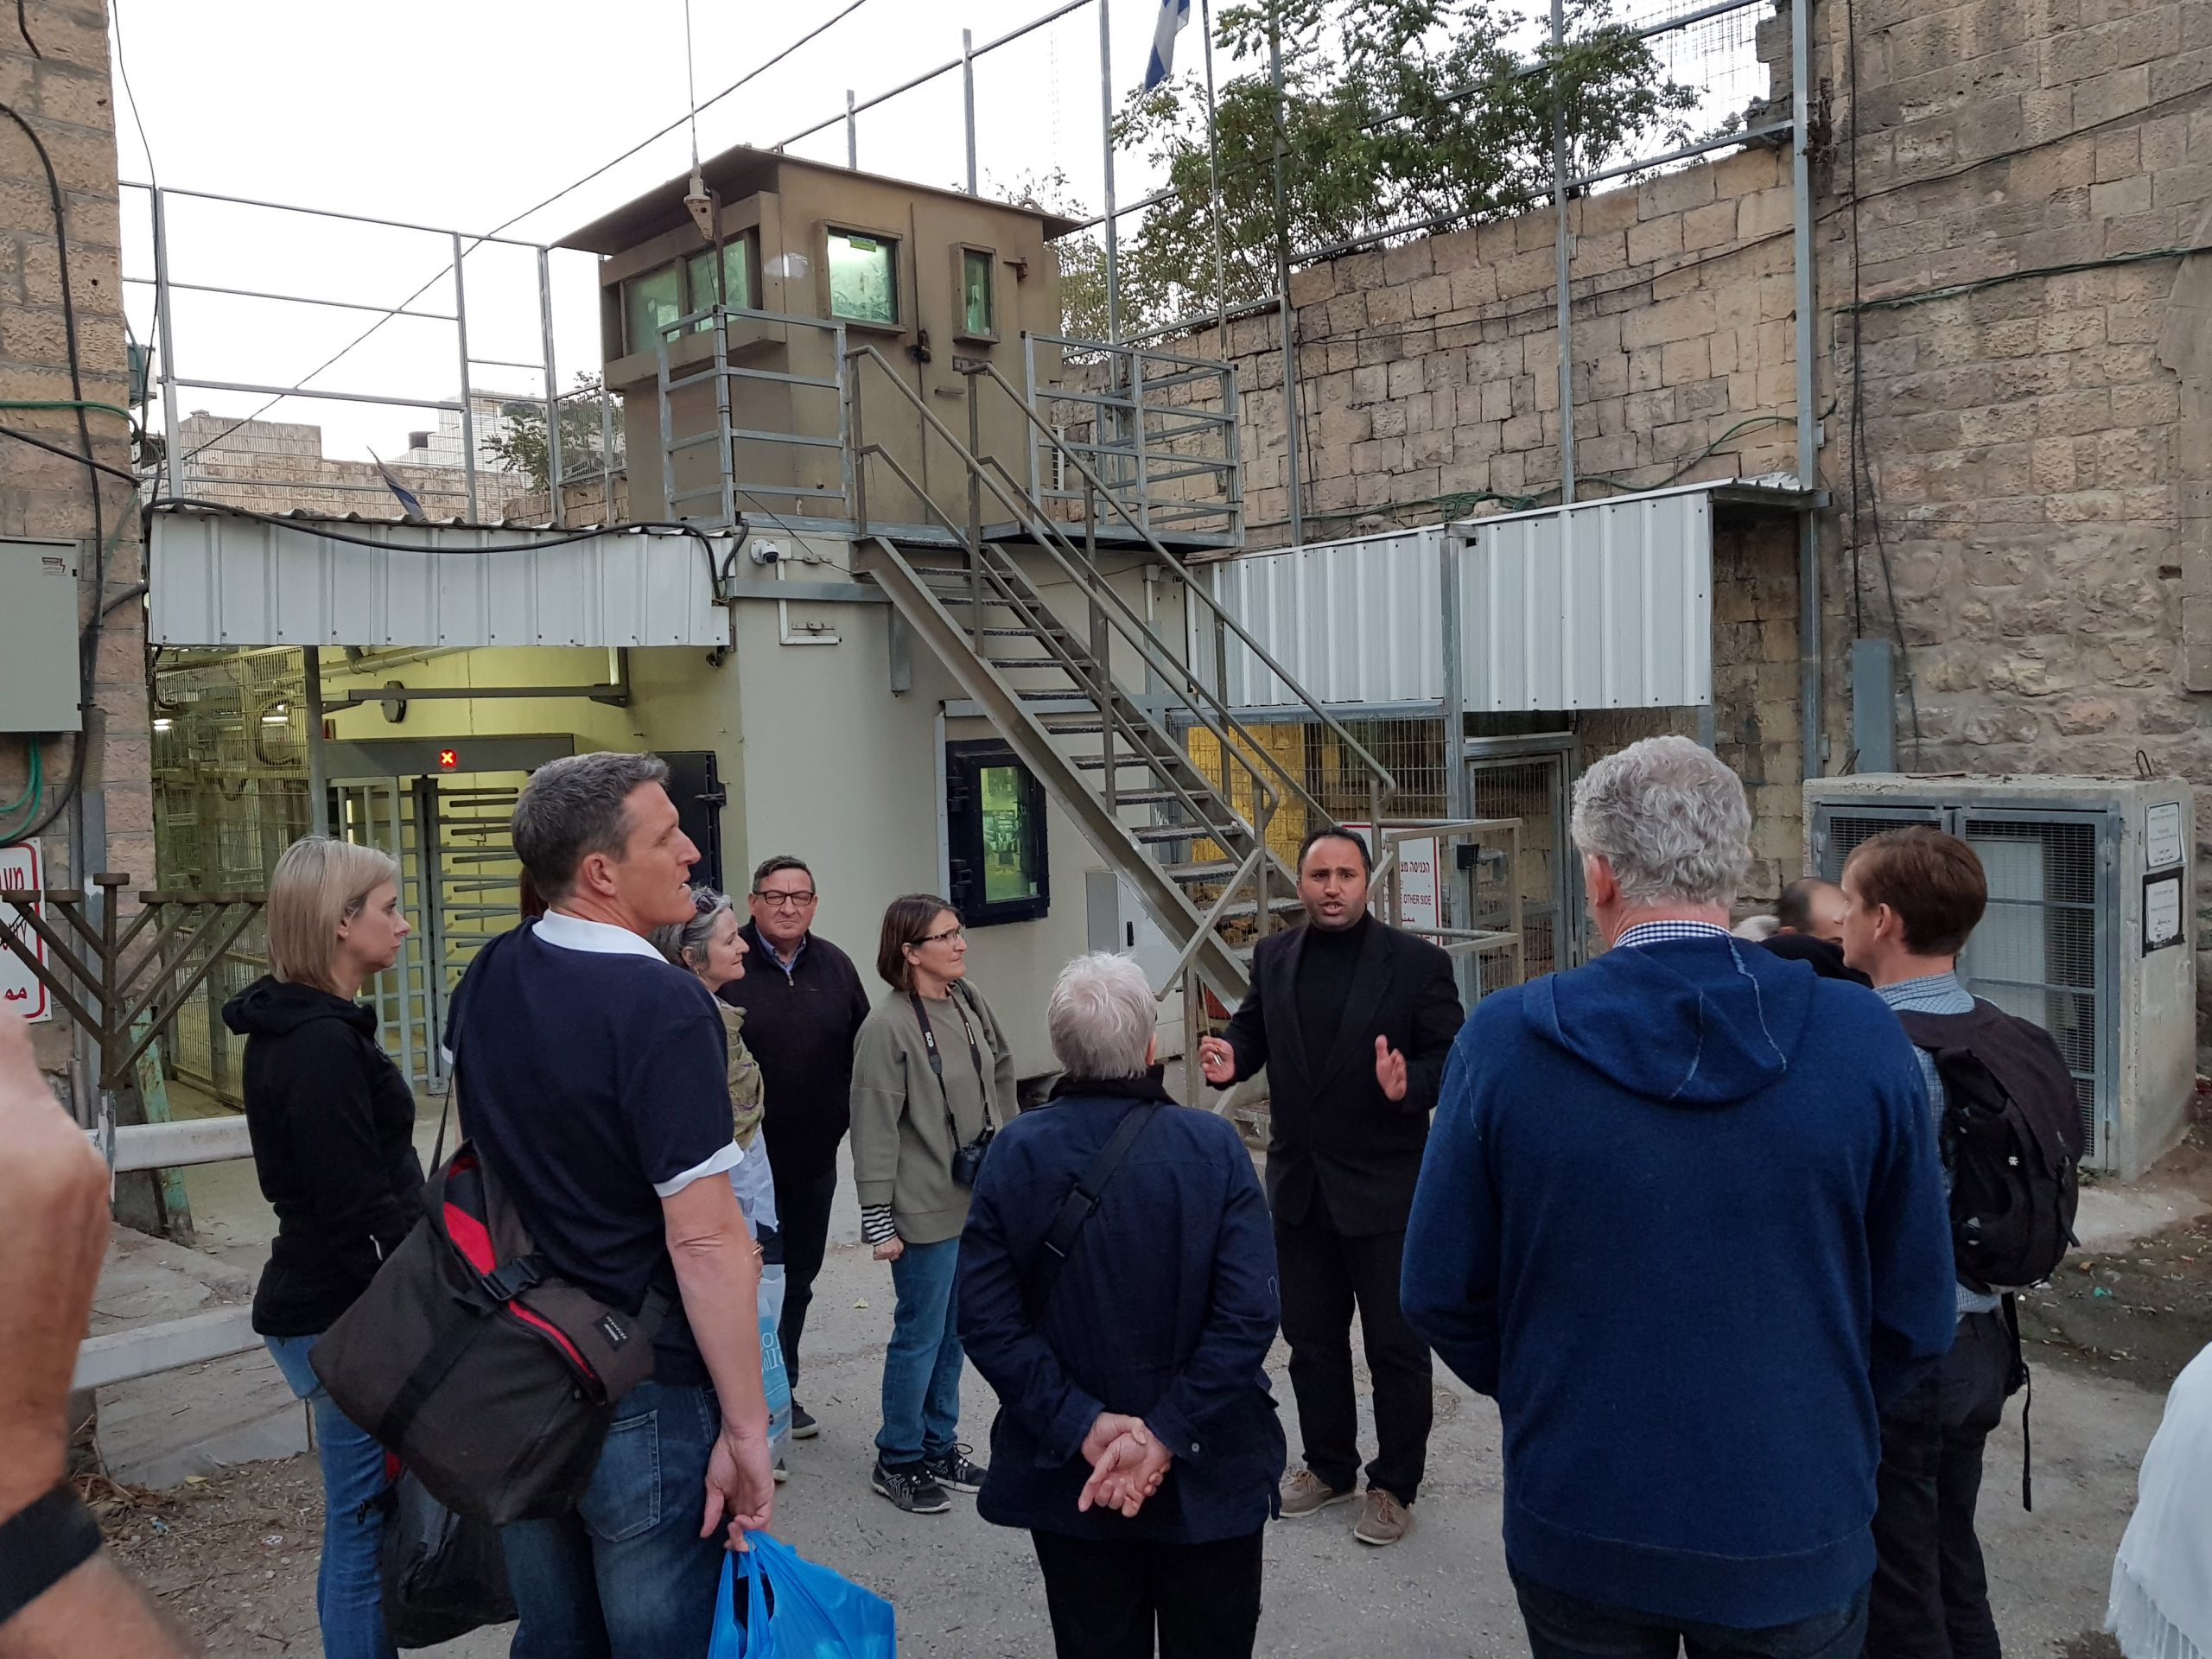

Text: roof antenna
xmin=682 ymin=0 xmax=715 ymax=241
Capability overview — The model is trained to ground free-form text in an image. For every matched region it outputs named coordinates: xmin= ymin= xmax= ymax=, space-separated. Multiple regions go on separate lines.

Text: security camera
xmin=749 ymin=540 xmax=783 ymax=567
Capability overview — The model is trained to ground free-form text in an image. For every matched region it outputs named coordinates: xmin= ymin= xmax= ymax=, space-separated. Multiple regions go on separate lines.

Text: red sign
xmin=0 ymin=845 xmax=51 ymax=1022
xmin=436 ymin=749 xmax=460 ymax=772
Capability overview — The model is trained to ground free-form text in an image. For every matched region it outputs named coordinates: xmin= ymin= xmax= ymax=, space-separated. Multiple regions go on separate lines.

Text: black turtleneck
xmin=1295 ymin=912 xmax=1371 ymax=1073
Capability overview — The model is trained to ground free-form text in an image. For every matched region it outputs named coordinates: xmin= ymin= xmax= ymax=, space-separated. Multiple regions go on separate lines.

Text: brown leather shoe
xmin=1278 ymin=1468 xmax=1357 ymax=1517
xmin=1353 ymin=1487 xmax=1412 ymax=1546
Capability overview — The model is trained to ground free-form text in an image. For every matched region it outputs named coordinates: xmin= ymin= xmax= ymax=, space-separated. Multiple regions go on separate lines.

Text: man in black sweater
xmin=720 ymin=855 xmax=872 ymax=1439
xmin=1198 ymin=827 xmax=1464 ymax=1549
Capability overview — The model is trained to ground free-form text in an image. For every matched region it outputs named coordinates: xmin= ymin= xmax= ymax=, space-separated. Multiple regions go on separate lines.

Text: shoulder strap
xmin=1022 ymin=1102 xmax=1162 ymax=1315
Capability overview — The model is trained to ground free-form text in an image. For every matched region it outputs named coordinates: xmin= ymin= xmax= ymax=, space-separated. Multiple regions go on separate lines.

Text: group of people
xmin=2 ymin=734 xmax=2202 ymax=1659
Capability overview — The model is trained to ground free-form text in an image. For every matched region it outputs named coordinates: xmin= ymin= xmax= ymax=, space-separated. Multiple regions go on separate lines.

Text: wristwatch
xmin=0 ymin=1482 xmax=104 ymax=1628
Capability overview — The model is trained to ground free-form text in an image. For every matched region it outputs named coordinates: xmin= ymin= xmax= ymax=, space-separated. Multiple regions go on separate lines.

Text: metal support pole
xmin=1099 ymin=0 xmax=1121 ymax=342
xmin=1202 ymin=0 xmax=1228 ymax=346
xmin=963 ymin=29 xmax=979 ymax=194
xmin=1268 ymin=16 xmax=1306 ymax=546
xmin=1791 ymin=0 xmax=1821 ymax=779
xmin=966 ymin=373 xmax=986 ymax=645
xmin=537 ymin=246 xmax=564 ymax=528
xmin=846 ymin=89 xmax=858 ymax=168
xmin=1551 ymin=0 xmax=1575 ymax=504
xmin=151 ymin=188 xmax=182 ymax=499
xmin=450 ymin=233 xmax=480 ymax=523
xmin=303 ymin=647 xmax=329 ymax=838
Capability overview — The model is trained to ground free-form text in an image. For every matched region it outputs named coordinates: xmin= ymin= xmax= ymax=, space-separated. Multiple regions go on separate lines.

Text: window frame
xmin=823 ymin=225 xmax=903 ymax=331
xmin=686 ymin=230 xmax=760 ymax=332
xmin=620 ymin=260 xmax=685 ymax=359
xmin=944 ymin=738 xmax=1050 ymax=927
xmin=954 ymin=244 xmax=999 ymax=343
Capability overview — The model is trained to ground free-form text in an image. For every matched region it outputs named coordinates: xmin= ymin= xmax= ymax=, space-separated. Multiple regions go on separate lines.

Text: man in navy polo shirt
xmin=447 ymin=751 xmax=775 ymax=1658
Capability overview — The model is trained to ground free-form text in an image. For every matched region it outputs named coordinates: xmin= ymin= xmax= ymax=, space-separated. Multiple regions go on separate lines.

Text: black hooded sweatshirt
xmin=223 ymin=976 xmax=425 ymax=1337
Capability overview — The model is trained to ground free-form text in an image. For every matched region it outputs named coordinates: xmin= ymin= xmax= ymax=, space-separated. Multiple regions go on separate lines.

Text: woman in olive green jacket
xmin=849 ymin=893 xmax=1018 ymax=1515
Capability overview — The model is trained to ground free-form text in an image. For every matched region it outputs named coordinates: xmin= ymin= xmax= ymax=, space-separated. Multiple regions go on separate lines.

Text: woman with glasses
xmin=849 ymin=893 xmax=1019 ymax=1514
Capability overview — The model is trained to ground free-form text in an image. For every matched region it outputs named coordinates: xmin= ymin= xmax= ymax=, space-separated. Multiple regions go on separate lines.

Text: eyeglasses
xmin=916 ymin=925 xmax=965 ymax=946
xmin=753 ymin=890 xmax=817 ymax=909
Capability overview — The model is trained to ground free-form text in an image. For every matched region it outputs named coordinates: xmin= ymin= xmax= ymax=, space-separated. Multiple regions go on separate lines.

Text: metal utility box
xmin=1805 ymin=774 xmax=2197 ymax=1179
xmin=0 ymin=538 xmax=81 ymax=732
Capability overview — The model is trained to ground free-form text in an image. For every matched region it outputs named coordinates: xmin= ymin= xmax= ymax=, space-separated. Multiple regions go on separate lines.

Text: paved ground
xmin=103 ymin=1216 xmax=2172 ymax=1659
xmin=86 ymin=1091 xmax=2211 ymax=1657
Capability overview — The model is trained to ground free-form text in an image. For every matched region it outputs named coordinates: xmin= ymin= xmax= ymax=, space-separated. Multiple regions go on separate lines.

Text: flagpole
xmin=1202 ymin=0 xmax=1226 ymax=350
xmin=1099 ymin=0 xmax=1120 ymax=343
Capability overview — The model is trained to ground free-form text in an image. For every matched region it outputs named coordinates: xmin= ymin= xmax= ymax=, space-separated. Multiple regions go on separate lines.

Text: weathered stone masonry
xmin=1160 ymin=0 xmax=2212 ymax=1040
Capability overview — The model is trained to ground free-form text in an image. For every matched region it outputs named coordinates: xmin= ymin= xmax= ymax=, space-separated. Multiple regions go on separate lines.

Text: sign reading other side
xmin=0 ymin=844 xmax=51 ymax=1021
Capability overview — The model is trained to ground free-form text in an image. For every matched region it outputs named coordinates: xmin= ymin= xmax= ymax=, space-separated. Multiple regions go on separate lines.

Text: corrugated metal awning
xmin=148 ymin=507 xmax=732 ymax=649
xmin=1459 ymin=485 xmax=1713 ymax=712
xmin=1204 ymin=480 xmax=1804 ymax=714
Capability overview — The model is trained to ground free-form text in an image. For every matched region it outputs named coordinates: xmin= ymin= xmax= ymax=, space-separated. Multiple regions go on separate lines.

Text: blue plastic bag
xmin=759 ymin=1264 xmax=792 ymax=1454
xmin=708 ymin=1534 xmax=896 ymax=1659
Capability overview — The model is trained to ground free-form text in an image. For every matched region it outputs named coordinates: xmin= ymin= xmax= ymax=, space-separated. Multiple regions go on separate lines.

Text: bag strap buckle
xmin=479 ymin=1258 xmax=543 ymax=1303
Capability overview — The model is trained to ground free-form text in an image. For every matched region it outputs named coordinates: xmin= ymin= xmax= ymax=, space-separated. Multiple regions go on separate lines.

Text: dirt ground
xmin=2019 ymin=1127 xmax=2212 ymax=1394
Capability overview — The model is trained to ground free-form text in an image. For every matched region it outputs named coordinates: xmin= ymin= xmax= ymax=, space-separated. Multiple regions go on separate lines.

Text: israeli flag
xmin=1143 ymin=0 xmax=1191 ymax=91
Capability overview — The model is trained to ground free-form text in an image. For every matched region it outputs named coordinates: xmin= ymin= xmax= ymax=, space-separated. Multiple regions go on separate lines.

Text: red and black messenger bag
xmin=311 ymin=1141 xmax=669 ymax=1526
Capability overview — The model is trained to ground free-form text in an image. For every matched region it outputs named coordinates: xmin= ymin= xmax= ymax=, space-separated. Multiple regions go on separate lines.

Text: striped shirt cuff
xmin=861 ymin=1205 xmax=898 ymax=1246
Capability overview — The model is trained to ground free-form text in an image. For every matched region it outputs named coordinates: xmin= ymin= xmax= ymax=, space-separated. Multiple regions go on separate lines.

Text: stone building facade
xmin=0 ymin=0 xmax=152 ymax=1088
xmin=1165 ymin=0 xmax=2211 ymax=1003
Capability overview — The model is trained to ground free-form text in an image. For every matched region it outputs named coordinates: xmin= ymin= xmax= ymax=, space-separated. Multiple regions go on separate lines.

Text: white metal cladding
xmin=1459 ymin=490 xmax=1713 ymax=711
xmin=1203 ymin=528 xmax=1446 ymax=706
xmin=148 ymin=512 xmax=731 ymax=648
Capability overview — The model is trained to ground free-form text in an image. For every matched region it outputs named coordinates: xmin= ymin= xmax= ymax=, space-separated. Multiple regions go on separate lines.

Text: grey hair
xmin=1047 ymin=952 xmax=1158 ymax=1081
xmin=1569 ymin=735 xmax=1751 ymax=910
xmin=512 ymin=751 xmax=671 ymax=905
xmin=649 ymin=887 xmax=734 ymax=976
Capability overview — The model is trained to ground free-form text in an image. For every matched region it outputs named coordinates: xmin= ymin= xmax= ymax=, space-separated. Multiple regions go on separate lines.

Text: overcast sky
xmin=112 ymin=0 xmax=1198 ymax=466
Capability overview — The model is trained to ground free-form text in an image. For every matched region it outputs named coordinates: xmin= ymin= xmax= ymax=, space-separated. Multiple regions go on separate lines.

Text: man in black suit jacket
xmin=1198 ymin=826 xmax=1464 ymax=1548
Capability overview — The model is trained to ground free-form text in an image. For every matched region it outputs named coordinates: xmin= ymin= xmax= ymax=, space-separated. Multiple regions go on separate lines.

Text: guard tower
xmin=556 ymin=144 xmax=1395 ymax=1011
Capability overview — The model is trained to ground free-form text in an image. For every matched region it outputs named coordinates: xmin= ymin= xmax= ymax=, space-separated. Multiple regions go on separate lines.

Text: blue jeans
xmin=1510 ymin=1567 xmax=1870 ymax=1659
xmin=264 ymin=1333 xmax=397 ymax=1659
xmin=876 ymin=1236 xmax=965 ymax=1466
xmin=500 ymin=1379 xmax=728 ymax=1659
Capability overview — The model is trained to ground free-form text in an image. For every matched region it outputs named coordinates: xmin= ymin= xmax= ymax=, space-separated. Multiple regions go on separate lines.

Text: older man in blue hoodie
xmin=1403 ymin=735 xmax=1958 ymax=1659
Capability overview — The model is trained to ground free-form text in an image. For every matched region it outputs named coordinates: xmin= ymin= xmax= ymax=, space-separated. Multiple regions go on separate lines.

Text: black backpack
xmin=1896 ymin=1001 xmax=2084 ymax=1294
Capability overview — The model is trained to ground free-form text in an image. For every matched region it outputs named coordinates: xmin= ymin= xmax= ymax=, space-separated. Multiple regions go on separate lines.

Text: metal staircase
xmin=843 ymin=346 xmax=1395 ymax=1015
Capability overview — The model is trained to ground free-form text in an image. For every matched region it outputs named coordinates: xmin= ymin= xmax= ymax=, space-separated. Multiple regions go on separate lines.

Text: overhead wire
xmin=175 ymin=0 xmax=878 ymax=474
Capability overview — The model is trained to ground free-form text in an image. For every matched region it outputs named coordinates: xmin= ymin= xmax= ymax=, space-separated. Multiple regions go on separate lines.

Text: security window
xmin=958 ymin=247 xmax=995 ymax=340
xmin=686 ymin=231 xmax=758 ymax=330
xmin=622 ymin=262 xmax=683 ymax=356
xmin=946 ymin=740 xmax=1048 ymax=925
xmin=827 ymin=229 xmax=898 ymax=326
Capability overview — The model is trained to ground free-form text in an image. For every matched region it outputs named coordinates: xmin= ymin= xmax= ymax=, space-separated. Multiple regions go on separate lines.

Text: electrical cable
xmin=14 ymin=0 xmax=35 ymax=57
xmin=0 ymin=423 xmax=143 ymax=488
xmin=1840 ymin=0 xmax=1919 ymax=764
xmin=145 ymin=497 xmax=731 ymax=595
xmin=175 ymin=0 xmax=878 ymax=473
xmin=1843 ymin=246 xmax=2212 ymax=315
xmin=0 ymin=99 xmax=125 ymax=848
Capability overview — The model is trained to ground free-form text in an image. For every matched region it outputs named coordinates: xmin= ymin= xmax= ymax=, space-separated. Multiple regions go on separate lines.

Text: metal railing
xmin=654 ymin=303 xmax=854 ymax=529
xmin=1023 ymin=334 xmax=1242 ymax=545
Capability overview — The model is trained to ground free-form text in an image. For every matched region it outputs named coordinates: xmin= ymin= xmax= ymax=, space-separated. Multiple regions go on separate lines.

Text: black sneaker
xmin=871 ymin=1459 xmax=950 ymax=1515
xmin=923 ymin=1444 xmax=988 ymax=1494
xmin=790 ymin=1402 xmax=819 ymax=1440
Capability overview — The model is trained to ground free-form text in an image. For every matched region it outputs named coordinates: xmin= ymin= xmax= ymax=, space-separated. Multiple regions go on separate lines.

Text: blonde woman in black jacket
xmin=223 ymin=836 xmax=419 ymax=1659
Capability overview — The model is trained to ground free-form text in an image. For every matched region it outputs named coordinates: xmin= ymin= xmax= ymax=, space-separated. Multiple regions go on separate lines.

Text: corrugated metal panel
xmin=1459 ymin=490 xmax=1711 ymax=711
xmin=1204 ymin=528 xmax=1446 ymax=707
xmin=148 ymin=512 xmax=729 ymax=648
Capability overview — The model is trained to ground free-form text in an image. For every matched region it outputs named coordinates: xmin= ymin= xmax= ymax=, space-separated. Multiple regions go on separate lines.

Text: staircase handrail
xmin=844 ymin=346 xmax=1291 ymax=846
xmin=974 ymin=354 xmax=1397 ymax=828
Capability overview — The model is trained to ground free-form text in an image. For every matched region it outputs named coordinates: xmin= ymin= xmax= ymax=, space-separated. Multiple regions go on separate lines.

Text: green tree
xmin=486 ymin=372 xmax=618 ymax=492
xmin=1021 ymin=0 xmax=1699 ymax=338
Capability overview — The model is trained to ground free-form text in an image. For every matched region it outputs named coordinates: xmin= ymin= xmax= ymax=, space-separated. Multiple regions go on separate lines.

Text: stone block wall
xmin=0 ymin=0 xmax=150 ymax=1084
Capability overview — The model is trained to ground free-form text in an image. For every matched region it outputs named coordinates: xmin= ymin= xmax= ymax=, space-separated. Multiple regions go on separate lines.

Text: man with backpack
xmin=1840 ymin=826 xmax=2084 ymax=1659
